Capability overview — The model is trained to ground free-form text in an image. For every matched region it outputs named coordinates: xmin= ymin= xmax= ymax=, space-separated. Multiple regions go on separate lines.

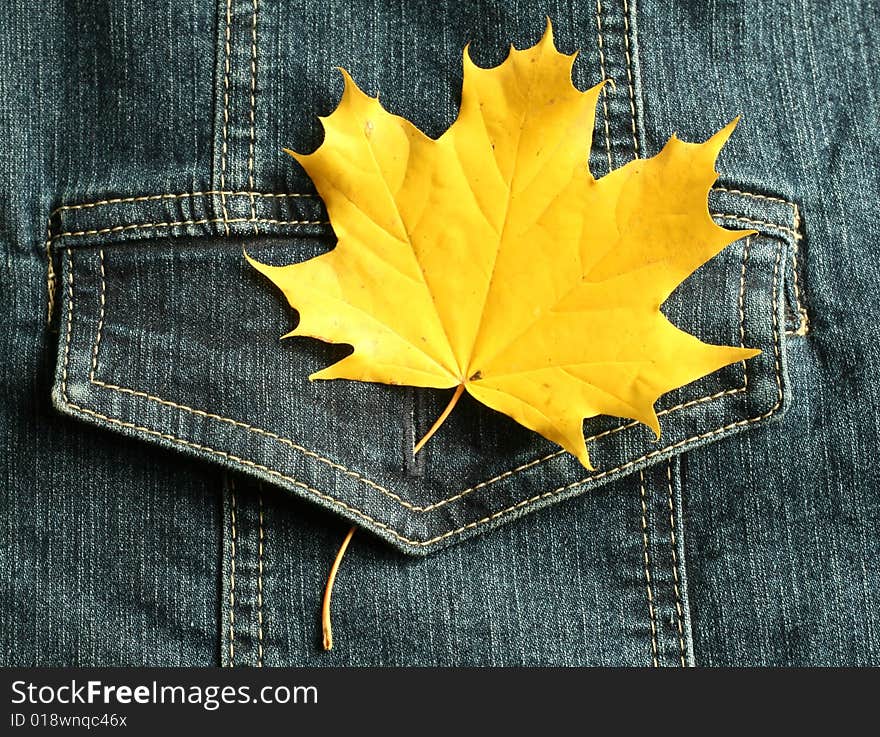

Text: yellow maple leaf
xmin=248 ymin=24 xmax=760 ymax=469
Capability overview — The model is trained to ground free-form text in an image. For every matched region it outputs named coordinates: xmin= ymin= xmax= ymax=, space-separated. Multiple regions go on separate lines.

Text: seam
xmin=61 ymin=250 xmax=74 ymax=401
xmin=639 ymin=470 xmax=659 ymax=667
xmin=594 ymin=0 xmax=614 ymax=171
xmin=787 ymin=200 xmax=809 ymax=335
xmin=219 ymin=0 xmax=233 ymax=234
xmin=87 ymin=375 xmax=748 ymax=511
xmin=228 ymin=477 xmax=237 ymax=668
xmin=82 ymin=223 xmax=754 ymax=515
xmin=247 ymin=0 xmax=259 ymax=234
xmin=666 ymin=461 xmax=687 ymax=667
xmin=49 ymin=217 xmax=327 ymax=244
xmin=50 ymin=191 xmax=316 ymax=217
xmin=45 ymin=220 xmax=57 ymax=323
xmin=89 ymin=250 xmax=106 ymax=381
xmin=90 ymin=375 xmax=409 ymax=499
xmin=621 ymin=0 xmax=640 ymax=158
xmin=787 ymin=245 xmax=809 ymax=336
xmin=738 ymin=237 xmax=750 ymax=389
xmin=712 ymin=186 xmax=794 ymax=208
xmin=710 ymin=212 xmax=799 ymax=241
xmin=712 ymin=185 xmax=808 ymax=335
xmin=60 ymin=242 xmax=783 ymax=547
xmin=257 ymin=491 xmax=264 ymax=668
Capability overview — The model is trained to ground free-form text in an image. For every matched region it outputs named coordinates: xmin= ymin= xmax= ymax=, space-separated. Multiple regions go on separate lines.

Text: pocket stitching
xmin=44 ymin=190 xmax=324 ymax=324
xmin=84 ymin=234 xmax=753 ymax=514
xmin=713 ymin=185 xmax=808 ymax=336
xmin=60 ymin=237 xmax=784 ymax=548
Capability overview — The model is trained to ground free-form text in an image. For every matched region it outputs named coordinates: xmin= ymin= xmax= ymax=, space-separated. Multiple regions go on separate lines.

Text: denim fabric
xmin=1 ymin=0 xmax=877 ymax=666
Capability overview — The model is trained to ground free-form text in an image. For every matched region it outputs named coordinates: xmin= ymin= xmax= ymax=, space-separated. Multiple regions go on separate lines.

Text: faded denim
xmin=1 ymin=0 xmax=877 ymax=666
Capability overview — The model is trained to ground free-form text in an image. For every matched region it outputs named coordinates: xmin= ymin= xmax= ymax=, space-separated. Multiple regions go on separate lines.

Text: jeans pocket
xmin=50 ymin=184 xmax=804 ymax=554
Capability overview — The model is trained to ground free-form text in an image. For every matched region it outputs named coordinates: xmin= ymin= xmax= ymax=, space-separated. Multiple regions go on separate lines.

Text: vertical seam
xmin=89 ymin=250 xmax=106 ymax=381
xmin=621 ymin=0 xmax=640 ymax=157
xmin=228 ymin=478 xmax=237 ymax=667
xmin=257 ymin=491 xmax=265 ymax=667
xmin=594 ymin=0 xmax=614 ymax=171
xmin=247 ymin=0 xmax=259 ymax=234
xmin=639 ymin=470 xmax=660 ymax=667
xmin=738 ymin=236 xmax=751 ymax=389
xmin=45 ymin=222 xmax=56 ymax=324
xmin=61 ymin=249 xmax=73 ymax=401
xmin=789 ymin=202 xmax=809 ymax=335
xmin=409 ymin=391 xmax=417 ymax=471
xmin=666 ymin=461 xmax=687 ymax=667
xmin=219 ymin=0 xmax=233 ymax=234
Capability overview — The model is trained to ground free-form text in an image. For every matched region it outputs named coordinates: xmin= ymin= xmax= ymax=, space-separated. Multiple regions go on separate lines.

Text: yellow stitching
xmin=247 ymin=0 xmax=259 ymax=235
xmin=594 ymin=0 xmax=614 ymax=171
xmin=90 ymin=250 xmax=106 ymax=381
xmin=787 ymin=249 xmax=809 ymax=335
xmin=257 ymin=491 xmax=264 ymax=668
xmin=63 ymin=242 xmax=782 ymax=548
xmin=87 ymin=251 xmax=407 ymax=505
xmin=582 ymin=384 xmax=745 ymax=444
xmin=621 ymin=0 xmax=640 ymax=158
xmin=81 ymin=220 xmax=754 ymax=514
xmin=788 ymin=203 xmax=809 ymax=335
xmin=712 ymin=186 xmax=794 ymax=207
xmin=61 ymin=234 xmax=783 ymax=547
xmin=229 ymin=478 xmax=237 ymax=668
xmin=45 ymin=221 xmax=56 ymax=324
xmin=738 ymin=237 xmax=750 ymax=389
xmin=49 ymin=191 xmax=316 ymax=217
xmin=666 ymin=461 xmax=687 ymax=667
xmin=87 ymin=339 xmax=747 ymax=513
xmin=62 ymin=250 xmax=74 ymax=400
xmin=639 ymin=470 xmax=660 ymax=667
xmin=49 ymin=217 xmax=328 ymax=244
xmin=710 ymin=212 xmax=800 ymax=240
xmin=712 ymin=186 xmax=808 ymax=333
xmin=63 ymin=362 xmax=784 ymax=549
xmin=220 ymin=0 xmax=232 ymax=234
xmin=90 ymin=376 xmax=411 ymax=496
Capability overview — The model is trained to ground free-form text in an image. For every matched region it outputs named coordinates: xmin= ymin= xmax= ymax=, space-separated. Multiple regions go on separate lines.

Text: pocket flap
xmin=51 ymin=186 xmax=801 ymax=554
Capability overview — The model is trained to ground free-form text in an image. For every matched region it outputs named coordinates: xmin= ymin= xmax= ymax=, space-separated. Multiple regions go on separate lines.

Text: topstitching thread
xmin=50 ymin=190 xmax=315 ymax=217
xmin=621 ymin=0 xmax=640 ymax=158
xmin=43 ymin=190 xmax=322 ymax=323
xmin=738 ymin=237 xmax=750 ymax=389
xmin=713 ymin=185 xmax=807 ymax=334
xmin=59 ymin=240 xmax=784 ymax=548
xmin=219 ymin=0 xmax=233 ymax=234
xmin=84 ymin=231 xmax=753 ymax=513
xmin=228 ymin=477 xmax=237 ymax=667
xmin=257 ymin=491 xmax=265 ymax=667
xmin=49 ymin=216 xmax=326 ymax=244
xmin=594 ymin=0 xmax=614 ymax=171
xmin=666 ymin=461 xmax=687 ymax=666
xmin=638 ymin=470 xmax=660 ymax=667
xmin=246 ymin=0 xmax=259 ymax=233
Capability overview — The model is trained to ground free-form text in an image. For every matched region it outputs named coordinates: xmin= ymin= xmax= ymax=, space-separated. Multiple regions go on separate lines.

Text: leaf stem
xmin=322 ymin=525 xmax=356 ymax=651
xmin=413 ymin=383 xmax=465 ymax=455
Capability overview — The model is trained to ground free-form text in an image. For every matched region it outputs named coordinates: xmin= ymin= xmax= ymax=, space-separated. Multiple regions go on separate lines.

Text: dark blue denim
xmin=1 ymin=0 xmax=877 ymax=666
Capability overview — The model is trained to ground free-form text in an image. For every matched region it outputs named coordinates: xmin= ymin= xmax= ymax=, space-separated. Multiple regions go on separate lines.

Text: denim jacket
xmin=2 ymin=0 xmax=877 ymax=666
